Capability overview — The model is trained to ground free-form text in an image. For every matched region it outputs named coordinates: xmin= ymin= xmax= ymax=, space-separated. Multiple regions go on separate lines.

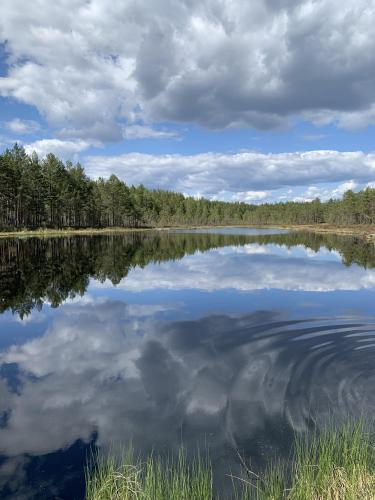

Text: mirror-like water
xmin=0 ymin=228 xmax=375 ymax=498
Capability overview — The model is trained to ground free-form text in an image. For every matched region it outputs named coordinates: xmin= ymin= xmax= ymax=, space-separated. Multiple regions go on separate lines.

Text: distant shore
xmin=280 ymin=223 xmax=375 ymax=240
xmin=0 ymin=223 xmax=375 ymax=240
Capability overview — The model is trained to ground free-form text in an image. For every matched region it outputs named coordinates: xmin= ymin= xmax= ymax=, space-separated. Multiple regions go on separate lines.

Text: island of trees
xmin=1 ymin=144 xmax=374 ymax=231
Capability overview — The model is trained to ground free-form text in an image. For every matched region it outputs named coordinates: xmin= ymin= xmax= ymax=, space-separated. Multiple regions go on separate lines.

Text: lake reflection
xmin=0 ymin=229 xmax=375 ymax=498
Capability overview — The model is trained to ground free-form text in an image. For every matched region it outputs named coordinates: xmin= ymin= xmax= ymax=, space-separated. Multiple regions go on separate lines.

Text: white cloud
xmin=2 ymin=118 xmax=41 ymax=135
xmin=84 ymin=150 xmax=375 ymax=198
xmin=95 ymin=244 xmax=375 ymax=293
xmin=1 ymin=1 xmax=375 ymax=140
xmin=25 ymin=138 xmax=91 ymax=158
xmin=123 ymin=125 xmax=179 ymax=140
xmin=0 ymin=294 xmax=374 ymax=462
xmin=291 ymin=180 xmax=359 ymax=202
xmin=231 ymin=191 xmax=268 ymax=202
xmin=331 ymin=180 xmax=358 ymax=197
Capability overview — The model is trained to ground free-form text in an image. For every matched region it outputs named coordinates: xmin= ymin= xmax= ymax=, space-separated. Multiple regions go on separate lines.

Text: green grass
xmin=85 ymin=421 xmax=375 ymax=500
xmin=0 ymin=227 xmax=155 ymax=238
xmin=2 ymin=224 xmax=375 ymax=240
xmin=285 ymin=419 xmax=375 ymax=500
xmin=85 ymin=447 xmax=212 ymax=500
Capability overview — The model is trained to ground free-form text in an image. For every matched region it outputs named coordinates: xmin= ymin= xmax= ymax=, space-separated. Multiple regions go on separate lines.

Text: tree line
xmin=1 ymin=144 xmax=375 ymax=230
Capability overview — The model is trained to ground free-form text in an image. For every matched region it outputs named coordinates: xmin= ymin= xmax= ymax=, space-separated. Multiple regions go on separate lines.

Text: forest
xmin=1 ymin=143 xmax=375 ymax=230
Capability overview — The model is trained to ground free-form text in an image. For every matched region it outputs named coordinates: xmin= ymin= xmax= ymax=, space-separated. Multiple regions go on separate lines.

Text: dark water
xmin=1 ymin=228 xmax=375 ymax=498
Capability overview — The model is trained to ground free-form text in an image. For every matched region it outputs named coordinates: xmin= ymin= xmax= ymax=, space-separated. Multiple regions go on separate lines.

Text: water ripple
xmin=222 ymin=315 xmax=375 ymax=460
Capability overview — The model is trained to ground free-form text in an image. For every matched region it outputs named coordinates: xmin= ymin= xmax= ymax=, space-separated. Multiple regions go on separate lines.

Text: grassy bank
xmin=85 ymin=448 xmax=212 ymax=500
xmin=85 ymin=421 xmax=375 ymax=499
xmin=256 ymin=420 xmax=375 ymax=500
xmin=1 ymin=223 xmax=375 ymax=239
xmin=0 ymin=227 xmax=157 ymax=238
xmin=283 ymin=223 xmax=375 ymax=241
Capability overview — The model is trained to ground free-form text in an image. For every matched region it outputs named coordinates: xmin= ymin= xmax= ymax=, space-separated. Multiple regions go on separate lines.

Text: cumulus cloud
xmin=98 ymin=243 xmax=375 ymax=293
xmin=122 ymin=125 xmax=179 ymax=140
xmin=84 ymin=150 xmax=375 ymax=198
xmin=0 ymin=299 xmax=374 ymax=464
xmin=231 ymin=190 xmax=268 ymax=202
xmin=291 ymin=180 xmax=359 ymax=202
xmin=1 ymin=1 xmax=375 ymax=140
xmin=25 ymin=138 xmax=91 ymax=158
xmin=2 ymin=118 xmax=41 ymax=135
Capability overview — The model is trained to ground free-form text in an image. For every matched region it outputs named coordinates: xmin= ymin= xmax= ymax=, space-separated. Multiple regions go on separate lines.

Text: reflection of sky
xmin=1 ymin=236 xmax=375 ymax=498
xmin=82 ymin=242 xmax=375 ymax=325
xmin=94 ymin=243 xmax=375 ymax=293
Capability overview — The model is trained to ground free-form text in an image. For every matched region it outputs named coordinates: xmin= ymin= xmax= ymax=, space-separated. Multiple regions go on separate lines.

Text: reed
xmin=286 ymin=419 xmax=375 ymax=499
xmin=85 ymin=420 xmax=375 ymax=499
xmin=85 ymin=447 xmax=212 ymax=500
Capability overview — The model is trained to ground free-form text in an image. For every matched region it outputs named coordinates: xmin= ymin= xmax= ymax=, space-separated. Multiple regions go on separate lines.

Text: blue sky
xmin=1 ymin=0 xmax=375 ymax=202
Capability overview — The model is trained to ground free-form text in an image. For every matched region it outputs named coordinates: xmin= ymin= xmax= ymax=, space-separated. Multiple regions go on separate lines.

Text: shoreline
xmin=0 ymin=223 xmax=374 ymax=240
xmin=279 ymin=223 xmax=375 ymax=240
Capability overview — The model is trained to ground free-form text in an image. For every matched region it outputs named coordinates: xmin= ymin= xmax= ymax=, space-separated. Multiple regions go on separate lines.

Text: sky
xmin=0 ymin=0 xmax=375 ymax=203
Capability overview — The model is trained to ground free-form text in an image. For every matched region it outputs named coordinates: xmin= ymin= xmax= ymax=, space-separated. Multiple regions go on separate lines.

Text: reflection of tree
xmin=0 ymin=232 xmax=251 ymax=317
xmin=1 ymin=231 xmax=374 ymax=317
xmin=252 ymin=232 xmax=375 ymax=269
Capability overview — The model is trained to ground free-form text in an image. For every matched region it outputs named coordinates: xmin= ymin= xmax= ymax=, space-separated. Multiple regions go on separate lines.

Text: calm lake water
xmin=1 ymin=228 xmax=375 ymax=498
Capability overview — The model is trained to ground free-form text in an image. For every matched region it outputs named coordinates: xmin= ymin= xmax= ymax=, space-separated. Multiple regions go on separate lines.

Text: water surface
xmin=0 ymin=228 xmax=375 ymax=498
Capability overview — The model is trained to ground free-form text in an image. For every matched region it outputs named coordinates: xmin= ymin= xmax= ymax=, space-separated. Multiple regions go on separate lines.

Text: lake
xmin=0 ymin=228 xmax=375 ymax=498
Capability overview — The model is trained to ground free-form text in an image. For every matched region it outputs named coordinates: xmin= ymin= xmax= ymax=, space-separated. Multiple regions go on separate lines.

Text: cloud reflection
xmin=1 ymin=234 xmax=375 ymax=497
xmin=1 ymin=300 xmax=375 ymax=467
xmin=98 ymin=244 xmax=375 ymax=292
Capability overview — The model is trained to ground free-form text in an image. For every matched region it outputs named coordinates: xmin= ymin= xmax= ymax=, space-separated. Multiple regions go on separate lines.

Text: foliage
xmin=85 ymin=421 xmax=375 ymax=499
xmin=1 ymin=144 xmax=375 ymax=230
xmin=85 ymin=447 xmax=212 ymax=500
xmin=254 ymin=420 xmax=375 ymax=500
xmin=285 ymin=420 xmax=375 ymax=499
